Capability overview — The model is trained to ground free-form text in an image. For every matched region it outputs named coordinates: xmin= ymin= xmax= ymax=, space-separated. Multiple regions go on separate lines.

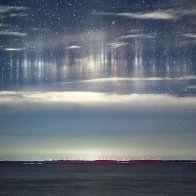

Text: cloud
xmin=0 ymin=5 xmax=29 ymax=20
xmin=107 ymin=42 xmax=128 ymax=49
xmin=94 ymin=7 xmax=196 ymax=20
xmin=94 ymin=10 xmax=178 ymax=20
xmin=187 ymin=85 xmax=196 ymax=89
xmin=0 ymin=23 xmax=9 ymax=27
xmin=176 ymin=75 xmax=196 ymax=80
xmin=0 ymin=5 xmax=28 ymax=14
xmin=66 ymin=45 xmax=81 ymax=49
xmin=119 ymin=34 xmax=155 ymax=39
xmin=0 ymin=91 xmax=195 ymax=107
xmin=184 ymin=33 xmax=196 ymax=39
xmin=119 ymin=10 xmax=177 ymax=20
xmin=4 ymin=48 xmax=25 ymax=51
xmin=181 ymin=6 xmax=196 ymax=16
xmin=0 ymin=30 xmax=27 ymax=37
xmin=58 ymin=76 xmax=196 ymax=84
xmin=9 ymin=12 xmax=29 ymax=18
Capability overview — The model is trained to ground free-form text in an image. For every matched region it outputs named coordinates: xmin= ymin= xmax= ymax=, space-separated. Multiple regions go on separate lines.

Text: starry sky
xmin=0 ymin=0 xmax=196 ymax=161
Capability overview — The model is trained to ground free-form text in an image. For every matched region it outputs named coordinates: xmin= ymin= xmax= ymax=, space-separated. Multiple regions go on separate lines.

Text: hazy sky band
xmin=0 ymin=91 xmax=195 ymax=160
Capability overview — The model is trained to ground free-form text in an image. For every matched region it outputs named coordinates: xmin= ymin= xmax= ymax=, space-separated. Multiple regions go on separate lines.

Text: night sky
xmin=0 ymin=0 xmax=196 ymax=161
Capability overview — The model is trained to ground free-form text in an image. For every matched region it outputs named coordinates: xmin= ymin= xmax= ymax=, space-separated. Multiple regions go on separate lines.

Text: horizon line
xmin=0 ymin=159 xmax=195 ymax=162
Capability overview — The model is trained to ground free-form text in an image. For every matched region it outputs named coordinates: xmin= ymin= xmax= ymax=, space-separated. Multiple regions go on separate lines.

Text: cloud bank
xmin=0 ymin=91 xmax=195 ymax=107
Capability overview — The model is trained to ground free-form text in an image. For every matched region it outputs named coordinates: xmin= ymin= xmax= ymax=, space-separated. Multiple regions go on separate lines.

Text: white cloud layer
xmin=0 ymin=91 xmax=195 ymax=107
